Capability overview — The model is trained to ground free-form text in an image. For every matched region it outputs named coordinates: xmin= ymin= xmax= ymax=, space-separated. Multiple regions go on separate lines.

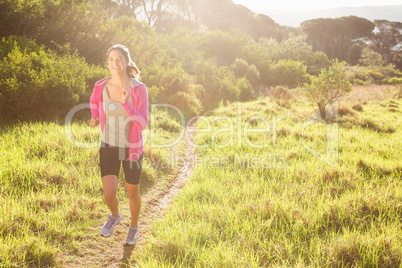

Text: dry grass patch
xmin=352 ymin=104 xmax=363 ymax=112
xmin=338 ymin=106 xmax=355 ymax=117
xmin=269 ymin=86 xmax=293 ymax=108
xmin=348 ymin=85 xmax=398 ymax=105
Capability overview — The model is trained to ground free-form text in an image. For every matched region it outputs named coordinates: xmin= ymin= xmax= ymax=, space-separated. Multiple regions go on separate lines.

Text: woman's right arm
xmin=89 ymin=84 xmax=100 ymax=127
xmin=90 ymin=117 xmax=99 ymax=127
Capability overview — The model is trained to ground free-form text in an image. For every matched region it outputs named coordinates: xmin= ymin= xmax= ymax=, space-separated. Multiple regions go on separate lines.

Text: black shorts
xmin=99 ymin=142 xmax=143 ymax=185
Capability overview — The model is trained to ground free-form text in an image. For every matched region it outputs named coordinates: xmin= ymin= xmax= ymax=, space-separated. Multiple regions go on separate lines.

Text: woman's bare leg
xmin=125 ymin=182 xmax=141 ymax=227
xmin=102 ymin=175 xmax=119 ymax=216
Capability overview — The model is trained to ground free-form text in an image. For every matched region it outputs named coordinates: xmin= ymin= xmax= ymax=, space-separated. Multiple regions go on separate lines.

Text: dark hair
xmin=107 ymin=44 xmax=141 ymax=80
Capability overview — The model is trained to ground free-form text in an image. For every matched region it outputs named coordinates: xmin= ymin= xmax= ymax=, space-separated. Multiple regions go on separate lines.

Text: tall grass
xmin=0 ymin=121 xmax=101 ymax=267
xmin=136 ymin=94 xmax=402 ymax=267
xmin=0 ymin=108 xmax=185 ymax=267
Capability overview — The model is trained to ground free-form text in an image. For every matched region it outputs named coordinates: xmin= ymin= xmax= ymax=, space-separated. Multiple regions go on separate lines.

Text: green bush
xmin=142 ymin=63 xmax=203 ymax=116
xmin=153 ymin=111 xmax=182 ymax=133
xmin=387 ymin=77 xmax=402 ymax=85
xmin=147 ymin=85 xmax=160 ymax=104
xmin=255 ymin=59 xmax=275 ymax=87
xmin=270 ymin=59 xmax=310 ymax=88
xmin=347 ymin=65 xmax=402 ymax=85
xmin=237 ymin=77 xmax=253 ymax=102
xmin=355 ymin=79 xmax=365 ymax=85
xmin=194 ymin=59 xmax=240 ymax=110
xmin=231 ymin=58 xmax=260 ymax=85
xmin=382 ymin=65 xmax=402 ymax=78
xmin=167 ymin=90 xmax=203 ymax=120
xmin=0 ymin=36 xmax=107 ymax=122
xmin=365 ymin=70 xmax=385 ymax=82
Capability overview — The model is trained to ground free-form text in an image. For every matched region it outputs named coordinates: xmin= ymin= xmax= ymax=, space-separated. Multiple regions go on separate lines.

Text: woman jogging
xmin=89 ymin=44 xmax=148 ymax=246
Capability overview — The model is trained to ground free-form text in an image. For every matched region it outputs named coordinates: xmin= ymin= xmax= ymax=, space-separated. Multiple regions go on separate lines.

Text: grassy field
xmin=0 ymin=108 xmax=186 ymax=267
xmin=0 ymin=85 xmax=401 ymax=267
xmin=136 ymin=87 xmax=402 ymax=267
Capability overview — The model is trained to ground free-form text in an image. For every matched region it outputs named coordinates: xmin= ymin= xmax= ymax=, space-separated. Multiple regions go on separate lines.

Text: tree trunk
xmin=317 ymin=102 xmax=326 ymax=121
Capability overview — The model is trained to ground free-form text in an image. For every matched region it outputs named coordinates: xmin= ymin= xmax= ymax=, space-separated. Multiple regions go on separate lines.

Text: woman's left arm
xmin=121 ymin=85 xmax=149 ymax=130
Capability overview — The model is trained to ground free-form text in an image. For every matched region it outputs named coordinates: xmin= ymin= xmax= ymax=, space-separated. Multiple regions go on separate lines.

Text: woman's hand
xmin=122 ymin=86 xmax=130 ymax=103
xmin=90 ymin=117 xmax=99 ymax=127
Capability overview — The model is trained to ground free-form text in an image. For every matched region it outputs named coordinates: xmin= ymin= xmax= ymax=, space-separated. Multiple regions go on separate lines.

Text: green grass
xmin=1 ymin=93 xmax=401 ymax=267
xmin=0 ymin=108 xmax=186 ymax=267
xmin=136 ymin=95 xmax=402 ymax=267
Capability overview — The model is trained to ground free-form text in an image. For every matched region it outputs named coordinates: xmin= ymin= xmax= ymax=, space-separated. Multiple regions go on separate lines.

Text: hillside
xmin=257 ymin=5 xmax=402 ymax=27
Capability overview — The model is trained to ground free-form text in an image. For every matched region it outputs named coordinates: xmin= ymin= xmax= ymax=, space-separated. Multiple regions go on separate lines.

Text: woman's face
xmin=107 ymin=49 xmax=128 ymax=75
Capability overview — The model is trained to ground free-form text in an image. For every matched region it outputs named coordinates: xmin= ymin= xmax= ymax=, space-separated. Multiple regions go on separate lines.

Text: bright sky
xmin=232 ymin=0 xmax=402 ymax=11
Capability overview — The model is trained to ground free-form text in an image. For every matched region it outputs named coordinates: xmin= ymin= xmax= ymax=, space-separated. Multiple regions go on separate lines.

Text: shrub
xmin=365 ymin=70 xmax=385 ymax=83
xmin=231 ymin=58 xmax=260 ymax=86
xmin=237 ymin=77 xmax=253 ymax=102
xmin=347 ymin=64 xmax=402 ymax=85
xmin=354 ymin=79 xmax=365 ymax=85
xmin=387 ymin=77 xmax=402 ymax=85
xmin=147 ymin=85 xmax=160 ymax=104
xmin=231 ymin=58 xmax=249 ymax=77
xmin=168 ymin=90 xmax=203 ymax=119
xmin=195 ymin=59 xmax=240 ymax=110
xmin=352 ymin=104 xmax=363 ymax=112
xmin=269 ymin=86 xmax=292 ymax=107
xmin=0 ymin=36 xmax=107 ymax=122
xmin=338 ymin=106 xmax=355 ymax=116
xmin=153 ymin=112 xmax=182 ymax=133
xmin=141 ymin=63 xmax=203 ymax=116
xmin=270 ymin=59 xmax=310 ymax=88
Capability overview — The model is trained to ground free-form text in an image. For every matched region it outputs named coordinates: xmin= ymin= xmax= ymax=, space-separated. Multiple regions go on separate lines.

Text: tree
xmin=250 ymin=14 xmax=285 ymax=41
xmin=302 ymin=16 xmax=374 ymax=63
xmin=0 ymin=0 xmax=43 ymax=38
xmin=112 ymin=0 xmax=142 ymax=18
xmin=141 ymin=0 xmax=172 ymax=28
xmin=338 ymin=16 xmax=374 ymax=62
xmin=305 ymin=60 xmax=352 ymax=120
xmin=0 ymin=0 xmax=113 ymax=64
xmin=169 ymin=0 xmax=202 ymax=29
xmin=301 ymin=18 xmax=341 ymax=58
xmin=370 ymin=20 xmax=402 ymax=65
xmin=172 ymin=0 xmax=286 ymax=41
xmin=359 ymin=47 xmax=384 ymax=66
xmin=198 ymin=30 xmax=249 ymax=66
xmin=306 ymin=51 xmax=332 ymax=75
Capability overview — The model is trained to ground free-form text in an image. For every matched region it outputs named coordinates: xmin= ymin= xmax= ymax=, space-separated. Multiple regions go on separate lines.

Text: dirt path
xmin=137 ymin=124 xmax=197 ymax=245
xmin=60 ymin=122 xmax=197 ymax=267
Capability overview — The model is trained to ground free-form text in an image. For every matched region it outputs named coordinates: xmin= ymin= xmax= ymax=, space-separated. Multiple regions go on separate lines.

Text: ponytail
xmin=127 ymin=61 xmax=141 ymax=81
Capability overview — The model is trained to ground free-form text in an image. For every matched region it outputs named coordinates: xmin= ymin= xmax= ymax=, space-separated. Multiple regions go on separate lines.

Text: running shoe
xmin=124 ymin=226 xmax=139 ymax=246
xmin=100 ymin=213 xmax=121 ymax=237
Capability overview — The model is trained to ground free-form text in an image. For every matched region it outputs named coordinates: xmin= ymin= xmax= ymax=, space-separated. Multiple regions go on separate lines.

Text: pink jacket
xmin=90 ymin=76 xmax=148 ymax=160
